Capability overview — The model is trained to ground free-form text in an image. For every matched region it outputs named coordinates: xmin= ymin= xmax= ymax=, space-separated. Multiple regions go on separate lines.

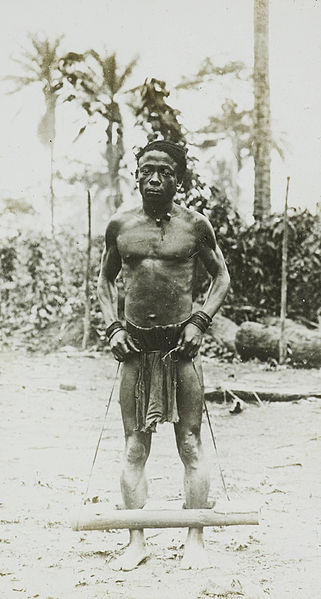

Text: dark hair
xmin=136 ymin=140 xmax=187 ymax=181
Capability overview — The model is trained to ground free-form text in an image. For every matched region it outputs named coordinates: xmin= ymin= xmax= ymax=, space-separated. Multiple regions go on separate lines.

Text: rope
xmin=203 ymin=399 xmax=230 ymax=502
xmin=77 ymin=356 xmax=230 ymax=515
xmin=81 ymin=362 xmax=120 ymax=504
xmin=192 ymin=358 xmax=230 ymax=502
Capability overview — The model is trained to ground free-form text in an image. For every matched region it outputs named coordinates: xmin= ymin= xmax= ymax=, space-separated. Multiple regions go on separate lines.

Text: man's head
xmin=136 ymin=140 xmax=187 ymax=182
xmin=135 ymin=140 xmax=186 ymax=207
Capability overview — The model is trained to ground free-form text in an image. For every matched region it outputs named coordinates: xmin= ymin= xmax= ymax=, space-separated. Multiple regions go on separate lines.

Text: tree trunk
xmin=49 ymin=137 xmax=55 ymax=236
xmin=105 ymin=101 xmax=124 ymax=212
xmin=253 ymin=0 xmax=271 ymax=220
xmin=40 ymin=94 xmax=57 ymax=236
xmin=279 ymin=177 xmax=290 ymax=363
xmin=82 ymin=190 xmax=92 ymax=350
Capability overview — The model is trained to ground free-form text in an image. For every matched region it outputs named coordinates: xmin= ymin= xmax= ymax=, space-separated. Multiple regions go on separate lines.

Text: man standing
xmin=97 ymin=140 xmax=230 ymax=570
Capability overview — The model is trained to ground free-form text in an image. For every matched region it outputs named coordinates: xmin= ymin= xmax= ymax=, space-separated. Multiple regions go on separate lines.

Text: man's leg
xmin=174 ymin=353 xmax=210 ymax=569
xmin=111 ymin=354 xmax=152 ymax=571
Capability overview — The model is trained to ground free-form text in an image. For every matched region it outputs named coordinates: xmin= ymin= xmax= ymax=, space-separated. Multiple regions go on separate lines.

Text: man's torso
xmin=115 ymin=205 xmax=202 ymax=327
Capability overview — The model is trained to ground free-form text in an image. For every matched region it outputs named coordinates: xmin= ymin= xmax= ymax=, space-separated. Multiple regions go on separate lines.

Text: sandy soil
xmin=1 ymin=350 xmax=321 ymax=599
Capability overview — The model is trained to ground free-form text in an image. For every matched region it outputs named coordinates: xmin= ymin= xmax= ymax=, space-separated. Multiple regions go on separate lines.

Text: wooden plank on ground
xmin=71 ymin=507 xmax=259 ymax=531
xmin=205 ymin=388 xmax=321 ymax=403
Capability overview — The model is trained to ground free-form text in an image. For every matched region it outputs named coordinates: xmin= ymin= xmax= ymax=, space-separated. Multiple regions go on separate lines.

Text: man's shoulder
xmin=175 ymin=204 xmax=212 ymax=230
xmin=105 ymin=207 xmax=141 ymax=234
xmin=174 ymin=204 xmax=216 ymax=250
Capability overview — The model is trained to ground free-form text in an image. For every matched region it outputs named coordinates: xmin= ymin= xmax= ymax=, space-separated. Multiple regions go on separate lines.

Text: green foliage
xmin=131 ymin=77 xmax=210 ymax=212
xmin=176 ymin=58 xmax=248 ymax=90
xmin=0 ymin=233 xmax=105 ymax=351
xmin=6 ymin=34 xmax=64 ymax=145
xmin=210 ymin=204 xmax=321 ymax=324
xmin=1 ymin=207 xmax=320 ymax=352
xmin=193 ymin=196 xmax=321 ymax=324
xmin=59 ymin=49 xmax=138 ymax=208
xmin=132 ymin=77 xmax=185 ymax=143
xmin=198 ymin=100 xmax=254 ymax=171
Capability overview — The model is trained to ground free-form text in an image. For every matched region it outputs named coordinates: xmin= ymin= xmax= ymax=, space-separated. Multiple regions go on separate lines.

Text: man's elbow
xmin=224 ymin=266 xmax=230 ymax=292
xmin=218 ymin=263 xmax=230 ymax=296
xmin=97 ymin=273 xmax=103 ymax=294
xmin=97 ymin=273 xmax=108 ymax=302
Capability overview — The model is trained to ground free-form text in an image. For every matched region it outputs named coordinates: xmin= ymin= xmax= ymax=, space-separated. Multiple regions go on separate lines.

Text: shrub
xmin=1 ymin=206 xmax=320 ymax=351
xmin=0 ymin=232 xmax=104 ymax=351
xmin=208 ymin=202 xmax=321 ymax=324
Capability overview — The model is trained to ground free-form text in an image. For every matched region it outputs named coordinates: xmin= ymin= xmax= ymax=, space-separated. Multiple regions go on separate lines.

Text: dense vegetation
xmin=1 ymin=202 xmax=320 ymax=352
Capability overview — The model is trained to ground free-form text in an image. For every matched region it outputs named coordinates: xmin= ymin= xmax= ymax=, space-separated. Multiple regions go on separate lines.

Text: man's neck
xmin=142 ymin=198 xmax=174 ymax=219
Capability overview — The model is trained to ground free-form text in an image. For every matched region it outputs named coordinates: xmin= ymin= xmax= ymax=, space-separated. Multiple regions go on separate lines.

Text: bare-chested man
xmin=97 ymin=140 xmax=230 ymax=570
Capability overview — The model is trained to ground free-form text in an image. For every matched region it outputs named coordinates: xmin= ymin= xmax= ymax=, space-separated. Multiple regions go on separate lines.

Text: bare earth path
xmin=0 ymin=350 xmax=321 ymax=599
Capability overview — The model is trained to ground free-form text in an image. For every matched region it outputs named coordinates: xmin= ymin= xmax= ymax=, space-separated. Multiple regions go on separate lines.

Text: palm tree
xmin=196 ymin=99 xmax=254 ymax=204
xmin=175 ymin=59 xmax=254 ymax=207
xmin=60 ymin=50 xmax=138 ymax=211
xmin=253 ymin=0 xmax=271 ymax=220
xmin=6 ymin=34 xmax=64 ymax=235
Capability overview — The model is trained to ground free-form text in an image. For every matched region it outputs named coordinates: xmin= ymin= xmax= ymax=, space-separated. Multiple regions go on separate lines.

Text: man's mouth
xmin=146 ymin=189 xmax=162 ymax=195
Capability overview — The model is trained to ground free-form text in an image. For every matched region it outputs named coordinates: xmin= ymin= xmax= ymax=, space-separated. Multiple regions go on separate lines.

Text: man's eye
xmin=140 ymin=167 xmax=152 ymax=176
xmin=160 ymin=168 xmax=174 ymax=177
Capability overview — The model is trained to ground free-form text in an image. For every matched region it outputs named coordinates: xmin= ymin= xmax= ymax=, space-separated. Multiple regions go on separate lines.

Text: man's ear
xmin=135 ymin=168 xmax=139 ymax=181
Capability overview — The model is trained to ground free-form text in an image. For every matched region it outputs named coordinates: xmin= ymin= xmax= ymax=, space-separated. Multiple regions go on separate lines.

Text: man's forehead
xmin=138 ymin=150 xmax=177 ymax=168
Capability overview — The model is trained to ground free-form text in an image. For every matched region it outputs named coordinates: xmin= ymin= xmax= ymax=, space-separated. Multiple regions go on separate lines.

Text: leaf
xmin=63 ymin=94 xmax=76 ymax=103
xmin=73 ymin=125 xmax=87 ymax=143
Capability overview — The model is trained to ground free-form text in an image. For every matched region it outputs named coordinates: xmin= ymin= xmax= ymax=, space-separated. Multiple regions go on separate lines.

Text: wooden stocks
xmin=71 ymin=506 xmax=259 ymax=531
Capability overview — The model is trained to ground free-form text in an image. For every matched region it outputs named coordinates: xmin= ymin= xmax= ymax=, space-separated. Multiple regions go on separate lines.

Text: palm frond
xmin=102 ymin=53 xmax=117 ymax=94
xmin=10 ymin=56 xmax=40 ymax=77
xmin=4 ymin=75 xmax=38 ymax=94
xmin=88 ymin=49 xmax=103 ymax=66
xmin=116 ymin=56 xmax=139 ymax=92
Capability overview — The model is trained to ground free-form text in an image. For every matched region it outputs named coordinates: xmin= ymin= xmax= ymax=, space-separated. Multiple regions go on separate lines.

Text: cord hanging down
xmin=82 ymin=362 xmax=120 ymax=504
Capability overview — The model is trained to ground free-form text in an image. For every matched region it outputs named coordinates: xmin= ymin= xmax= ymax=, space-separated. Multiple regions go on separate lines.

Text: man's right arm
xmin=97 ymin=218 xmax=139 ymax=361
xmin=97 ymin=219 xmax=122 ymax=328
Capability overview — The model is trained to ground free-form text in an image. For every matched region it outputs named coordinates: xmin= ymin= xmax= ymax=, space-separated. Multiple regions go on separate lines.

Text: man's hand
xmin=177 ymin=323 xmax=203 ymax=359
xmin=109 ymin=330 xmax=140 ymax=362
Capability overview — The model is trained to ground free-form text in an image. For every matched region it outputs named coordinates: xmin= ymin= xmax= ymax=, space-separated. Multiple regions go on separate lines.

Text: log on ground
xmin=205 ymin=388 xmax=321 ymax=403
xmin=70 ymin=507 xmax=259 ymax=531
xmin=235 ymin=320 xmax=321 ymax=367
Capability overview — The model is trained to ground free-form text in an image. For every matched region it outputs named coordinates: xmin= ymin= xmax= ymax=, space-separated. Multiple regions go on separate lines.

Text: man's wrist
xmin=106 ymin=321 xmax=125 ymax=342
xmin=188 ymin=311 xmax=212 ymax=334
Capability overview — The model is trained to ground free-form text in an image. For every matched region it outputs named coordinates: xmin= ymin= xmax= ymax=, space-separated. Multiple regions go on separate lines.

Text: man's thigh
xmin=176 ymin=353 xmax=204 ymax=432
xmin=119 ymin=353 xmax=140 ymax=435
xmin=119 ymin=354 xmax=152 ymax=459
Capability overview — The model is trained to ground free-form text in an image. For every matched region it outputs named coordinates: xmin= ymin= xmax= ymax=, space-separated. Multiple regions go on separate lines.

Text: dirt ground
xmin=1 ymin=349 xmax=321 ymax=599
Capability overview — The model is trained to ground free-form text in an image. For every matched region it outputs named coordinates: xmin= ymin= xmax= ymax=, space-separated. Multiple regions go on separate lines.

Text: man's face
xmin=137 ymin=150 xmax=178 ymax=206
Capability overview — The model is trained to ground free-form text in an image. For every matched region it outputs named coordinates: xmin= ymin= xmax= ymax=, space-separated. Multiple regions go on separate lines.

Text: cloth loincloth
xmin=126 ymin=318 xmax=190 ymax=433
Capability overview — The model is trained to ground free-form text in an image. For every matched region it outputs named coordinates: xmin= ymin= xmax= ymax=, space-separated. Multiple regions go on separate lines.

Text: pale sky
xmin=1 ymin=0 xmax=321 ymax=226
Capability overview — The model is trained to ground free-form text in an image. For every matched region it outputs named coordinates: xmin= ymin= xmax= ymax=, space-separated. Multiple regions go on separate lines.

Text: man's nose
xmin=150 ymin=170 xmax=161 ymax=184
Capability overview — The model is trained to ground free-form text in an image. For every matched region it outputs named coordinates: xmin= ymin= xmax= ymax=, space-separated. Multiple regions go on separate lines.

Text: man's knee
xmin=178 ymin=431 xmax=201 ymax=466
xmin=125 ymin=435 xmax=148 ymax=466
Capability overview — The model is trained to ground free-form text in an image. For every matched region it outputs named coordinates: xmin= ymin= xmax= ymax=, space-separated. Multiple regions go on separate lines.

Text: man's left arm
xmin=178 ymin=217 xmax=230 ymax=359
xmin=197 ymin=218 xmax=230 ymax=318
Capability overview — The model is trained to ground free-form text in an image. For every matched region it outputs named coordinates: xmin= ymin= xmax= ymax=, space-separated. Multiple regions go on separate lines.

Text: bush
xmin=208 ymin=202 xmax=321 ymax=324
xmin=0 ymin=231 xmax=105 ymax=351
xmin=1 ymin=206 xmax=320 ymax=351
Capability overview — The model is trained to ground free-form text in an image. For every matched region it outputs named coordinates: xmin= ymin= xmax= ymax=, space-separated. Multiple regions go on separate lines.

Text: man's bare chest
xmin=117 ymin=220 xmax=197 ymax=263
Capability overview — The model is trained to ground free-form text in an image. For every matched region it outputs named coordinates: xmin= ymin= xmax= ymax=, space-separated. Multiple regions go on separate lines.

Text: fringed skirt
xmin=126 ymin=318 xmax=189 ymax=433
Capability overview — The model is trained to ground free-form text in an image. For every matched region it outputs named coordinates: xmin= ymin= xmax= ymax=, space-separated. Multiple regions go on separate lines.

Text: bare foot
xmin=180 ymin=528 xmax=210 ymax=570
xmin=110 ymin=530 xmax=147 ymax=571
